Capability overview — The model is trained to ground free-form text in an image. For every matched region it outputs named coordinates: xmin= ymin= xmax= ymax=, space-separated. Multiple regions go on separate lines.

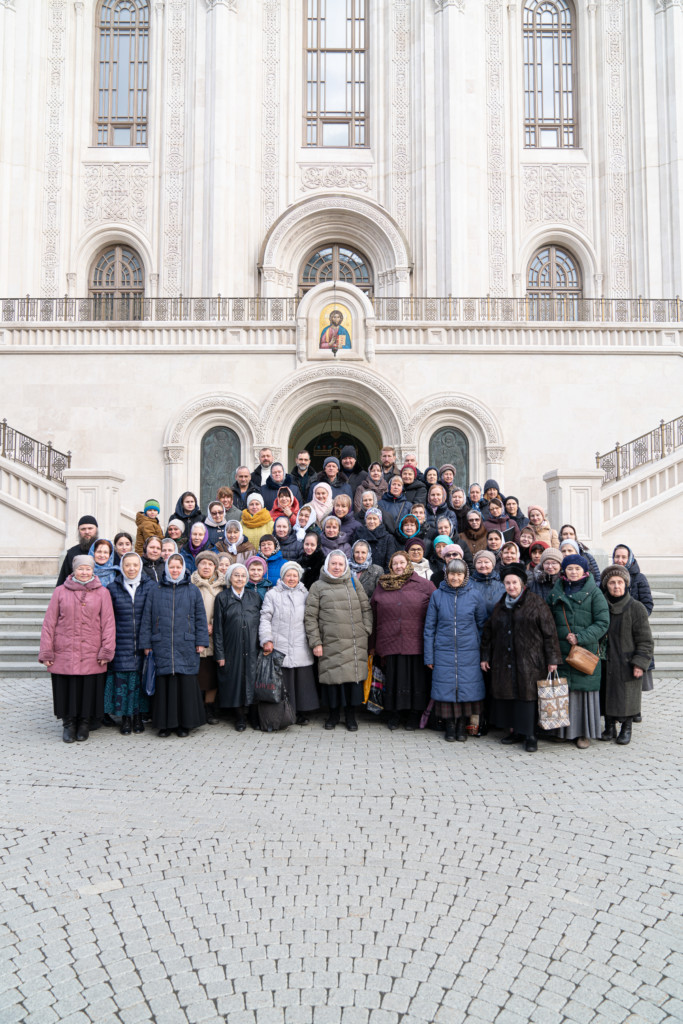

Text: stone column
xmin=543 ymin=469 xmax=604 ymax=547
xmin=655 ymin=1 xmax=683 ymax=294
xmin=204 ymin=1 xmax=237 ymax=293
xmin=63 ymin=470 xmax=126 ymax=546
xmin=0 ymin=1 xmax=16 ymax=292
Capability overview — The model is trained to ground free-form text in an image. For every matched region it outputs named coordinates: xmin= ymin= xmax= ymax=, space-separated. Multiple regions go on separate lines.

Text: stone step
xmin=0 ymin=646 xmax=41 ymax=662
xmin=0 ymin=631 xmax=41 ymax=642
xmin=0 ymin=603 xmax=52 ymax=616
xmin=0 ymin=661 xmax=46 ymax=677
xmin=0 ymin=617 xmax=44 ymax=634
xmin=648 ymin=663 xmax=683 ymax=678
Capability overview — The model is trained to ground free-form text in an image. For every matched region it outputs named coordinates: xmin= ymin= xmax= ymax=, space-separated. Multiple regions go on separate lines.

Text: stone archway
xmin=288 ymin=401 xmax=383 ymax=472
xmin=408 ymin=393 xmax=506 ymax=488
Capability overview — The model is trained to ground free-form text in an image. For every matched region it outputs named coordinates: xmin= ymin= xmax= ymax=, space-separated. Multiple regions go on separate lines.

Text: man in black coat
xmin=290 ymin=449 xmax=317 ymax=504
xmin=251 ymin=447 xmax=275 ymax=489
xmin=232 ymin=466 xmax=258 ymax=511
xmin=56 ymin=515 xmax=99 ymax=586
xmin=340 ymin=445 xmax=366 ymax=496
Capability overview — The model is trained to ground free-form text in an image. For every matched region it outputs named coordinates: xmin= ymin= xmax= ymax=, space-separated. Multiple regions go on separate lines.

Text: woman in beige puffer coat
xmin=304 ymin=550 xmax=372 ymax=732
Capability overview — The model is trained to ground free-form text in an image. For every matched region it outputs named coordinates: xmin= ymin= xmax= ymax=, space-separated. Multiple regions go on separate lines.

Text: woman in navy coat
xmin=139 ymin=553 xmax=209 ymax=737
xmin=105 ymin=552 xmax=155 ymax=734
xmin=424 ymin=557 xmax=489 ymax=743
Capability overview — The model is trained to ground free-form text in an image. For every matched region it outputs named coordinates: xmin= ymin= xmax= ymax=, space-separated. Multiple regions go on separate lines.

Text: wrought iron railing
xmin=371 ymin=296 xmax=683 ymax=323
xmin=0 ymin=296 xmax=298 ymax=324
xmin=0 ymin=419 xmax=71 ymax=482
xmin=596 ymin=416 xmax=683 ymax=483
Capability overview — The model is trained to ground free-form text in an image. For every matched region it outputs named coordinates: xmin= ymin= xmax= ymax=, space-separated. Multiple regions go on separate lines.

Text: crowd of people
xmin=40 ymin=444 xmax=655 ymax=751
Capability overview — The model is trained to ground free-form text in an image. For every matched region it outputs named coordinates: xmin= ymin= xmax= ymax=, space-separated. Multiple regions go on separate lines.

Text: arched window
xmin=299 ymin=244 xmax=373 ymax=297
xmin=523 ymin=0 xmax=577 ymax=148
xmin=305 ymin=0 xmax=368 ymax=148
xmin=89 ymin=243 xmax=145 ymax=320
xmin=527 ymin=244 xmax=582 ymax=320
xmin=96 ymin=0 xmax=149 ymax=147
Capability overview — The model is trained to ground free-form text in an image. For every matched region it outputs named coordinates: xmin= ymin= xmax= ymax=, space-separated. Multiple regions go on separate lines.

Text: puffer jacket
xmin=135 ymin=511 xmax=164 ymax=555
xmin=39 ymin=576 xmax=116 ymax=676
xmin=402 ymin=478 xmax=427 ymax=507
xmin=304 ymin=567 xmax=373 ymax=685
xmin=378 ymin=491 xmax=414 ymax=535
xmin=139 ymin=574 xmax=209 ymax=676
xmin=263 ymin=549 xmax=286 ymax=585
xmin=106 ymin=572 xmax=155 ymax=672
xmin=423 ymin=575 xmax=488 ymax=703
xmin=370 ymin=573 xmax=436 ymax=656
xmin=470 ymin=568 xmax=505 ymax=616
xmin=259 ymin=579 xmax=314 ymax=668
xmin=275 ymin=529 xmax=304 ymax=562
xmin=190 ymin=571 xmax=224 ymax=657
xmin=141 ymin=555 xmax=166 ymax=583
xmin=547 ymin=574 xmax=610 ymax=692
xmin=529 ymin=521 xmax=560 ymax=549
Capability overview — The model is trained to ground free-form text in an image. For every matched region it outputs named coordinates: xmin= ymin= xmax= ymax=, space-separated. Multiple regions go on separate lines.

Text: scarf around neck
xmin=378 ymin=567 xmax=415 ymax=591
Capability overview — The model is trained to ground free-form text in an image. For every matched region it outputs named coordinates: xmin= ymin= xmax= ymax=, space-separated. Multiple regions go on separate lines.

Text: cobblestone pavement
xmin=1 ymin=677 xmax=682 ymax=1024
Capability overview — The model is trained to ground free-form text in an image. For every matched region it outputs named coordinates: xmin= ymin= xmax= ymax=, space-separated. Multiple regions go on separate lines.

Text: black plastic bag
xmin=254 ymin=649 xmax=285 ymax=703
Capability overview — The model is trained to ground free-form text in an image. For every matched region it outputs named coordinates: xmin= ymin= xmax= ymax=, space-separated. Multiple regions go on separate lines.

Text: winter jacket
xmin=39 ymin=576 xmax=116 ymax=676
xmin=378 ymin=491 xmax=414 ymax=535
xmin=141 ymin=555 xmax=167 ymax=584
xmin=627 ymin=557 xmax=653 ymax=615
xmin=529 ymin=521 xmax=560 ymax=549
xmin=470 ymin=568 xmax=505 ymax=616
xmin=602 ymin=594 xmax=654 ymax=718
xmin=300 ymin=547 xmax=325 ymax=591
xmin=304 ymin=568 xmax=373 ymax=685
xmin=213 ymin=587 xmax=262 ymax=708
xmin=313 ymin=470 xmax=353 ymax=500
xmin=336 ymin=510 xmax=361 ymax=546
xmin=483 ymin=514 xmax=521 ymax=546
xmin=135 ymin=511 xmax=164 ymax=555
xmin=353 ymin=475 xmax=388 ymax=514
xmin=423 ymin=578 xmax=488 ymax=703
xmin=480 ymin=588 xmax=561 ymax=703
xmin=275 ymin=530 xmax=304 ymax=562
xmin=106 ymin=572 xmax=155 ymax=672
xmin=169 ymin=493 xmax=204 ymax=535
xmin=371 ymin=573 xmax=436 ymax=656
xmin=246 ymin=578 xmax=274 ymax=603
xmin=424 ymin=502 xmax=458 ymax=533
xmin=260 ymin=474 xmax=302 ymax=512
xmin=139 ymin=574 xmax=209 ymax=676
xmin=263 ymin=549 xmax=286 ymax=585
xmin=289 ymin=465 xmax=317 ymax=504
xmin=205 ymin=515 xmax=228 ymax=547
xmin=352 ymin=563 xmax=383 ymax=598
xmin=320 ymin=530 xmax=353 ymax=560
xmin=547 ymin=574 xmax=610 ymax=692
xmin=190 ymin=571 xmax=224 ymax=657
xmin=241 ymin=507 xmax=276 ymax=548
xmin=527 ymin=567 xmax=561 ymax=603
xmin=259 ymin=580 xmax=314 ymax=668
xmin=270 ymin=493 xmax=300 ymax=525
xmin=354 ymin=523 xmax=397 ymax=572
xmin=402 ymin=478 xmax=428 ymax=507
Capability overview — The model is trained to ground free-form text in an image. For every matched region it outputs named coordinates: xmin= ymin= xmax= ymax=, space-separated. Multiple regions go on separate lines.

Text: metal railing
xmin=0 ymin=419 xmax=71 ymax=482
xmin=371 ymin=296 xmax=683 ymax=323
xmin=596 ymin=416 xmax=683 ymax=483
xmin=0 ymin=296 xmax=298 ymax=324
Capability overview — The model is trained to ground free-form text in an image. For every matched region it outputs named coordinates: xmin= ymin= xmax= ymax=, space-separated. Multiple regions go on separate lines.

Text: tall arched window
xmin=527 ymin=244 xmax=582 ymax=320
xmin=89 ymin=244 xmax=145 ymax=320
xmin=299 ymin=244 xmax=373 ymax=297
xmin=523 ymin=0 xmax=577 ymax=148
xmin=200 ymin=427 xmax=241 ymax=516
xmin=305 ymin=0 xmax=368 ymax=148
xmin=96 ymin=0 xmax=149 ymax=146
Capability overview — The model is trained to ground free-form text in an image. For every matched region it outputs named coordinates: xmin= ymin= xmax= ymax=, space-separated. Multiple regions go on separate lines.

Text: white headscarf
xmin=309 ymin=483 xmax=334 ymax=523
xmin=120 ymin=551 xmax=142 ymax=600
xmin=322 ymin=549 xmax=349 ymax=579
xmin=295 ymin=503 xmax=317 ymax=541
xmin=225 ymin=519 xmax=245 ymax=554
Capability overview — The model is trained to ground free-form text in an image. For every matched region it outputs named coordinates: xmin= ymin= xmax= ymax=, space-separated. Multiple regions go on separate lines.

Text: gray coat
xmin=353 ymin=563 xmax=383 ymax=598
xmin=304 ymin=568 xmax=373 ymax=685
xmin=259 ymin=580 xmax=314 ymax=668
xmin=603 ymin=594 xmax=654 ymax=719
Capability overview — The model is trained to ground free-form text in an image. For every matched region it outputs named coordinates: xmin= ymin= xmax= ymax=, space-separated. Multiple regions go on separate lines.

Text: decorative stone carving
xmin=522 ymin=165 xmax=588 ymax=230
xmin=392 ymin=0 xmax=409 ymax=231
xmin=262 ymin=0 xmax=281 ymax=231
xmin=206 ymin=0 xmax=237 ymax=9
xmin=408 ymin=394 xmax=504 ymax=447
xmin=300 ymin=166 xmax=371 ymax=193
xmin=163 ymin=0 xmax=187 ymax=294
xmin=166 ymin=393 xmax=259 ymax=445
xmin=41 ymin=0 xmax=67 ymax=297
xmin=485 ymin=446 xmax=506 ymax=463
xmin=434 ymin=0 xmax=465 ymax=9
xmin=486 ymin=0 xmax=507 ymax=296
xmin=83 ymin=164 xmax=150 ymax=230
xmin=605 ymin=0 xmax=631 ymax=297
xmin=163 ymin=446 xmax=185 ymax=464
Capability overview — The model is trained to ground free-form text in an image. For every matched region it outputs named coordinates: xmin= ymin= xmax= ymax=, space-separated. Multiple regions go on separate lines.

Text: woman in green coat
xmin=547 ymin=554 xmax=610 ymax=749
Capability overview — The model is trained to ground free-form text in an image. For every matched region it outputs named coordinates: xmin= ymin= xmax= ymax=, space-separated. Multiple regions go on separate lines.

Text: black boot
xmin=616 ymin=719 xmax=632 ymax=745
xmin=235 ymin=713 xmax=247 ymax=732
xmin=324 ymin=709 xmax=340 ymax=730
xmin=296 ymin=713 xmax=309 ymax=726
xmin=205 ymin=702 xmax=219 ymax=725
xmin=633 ymin=712 xmax=642 ymax=723
xmin=120 ymin=716 xmax=132 ymax=735
xmin=62 ymin=718 xmax=76 ymax=744
xmin=404 ymin=712 xmax=419 ymax=731
xmin=101 ymin=713 xmax=116 ymax=727
xmin=386 ymin=712 xmax=400 ymax=731
xmin=76 ymin=719 xmax=89 ymax=742
xmin=601 ymin=717 xmax=617 ymax=741
xmin=132 ymin=713 xmax=145 ymax=734
xmin=455 ymin=717 xmax=467 ymax=742
xmin=444 ymin=721 xmax=456 ymax=742
xmin=524 ymin=736 xmax=538 ymax=752
xmin=501 ymin=732 xmax=523 ymax=745
xmin=345 ymin=709 xmax=358 ymax=732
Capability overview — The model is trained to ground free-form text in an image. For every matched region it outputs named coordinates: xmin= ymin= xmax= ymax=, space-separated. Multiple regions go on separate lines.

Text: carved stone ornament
xmin=206 ymin=0 xmax=237 ymax=9
xmin=41 ymin=0 xmax=67 ymax=297
xmin=522 ymin=165 xmax=588 ymax=230
xmin=486 ymin=0 xmax=507 ymax=296
xmin=485 ymin=446 xmax=506 ymax=463
xmin=83 ymin=164 xmax=149 ymax=230
xmin=262 ymin=0 xmax=281 ymax=231
xmin=164 ymin=446 xmax=185 ymax=464
xmin=300 ymin=166 xmax=371 ymax=193
xmin=392 ymin=0 xmax=410 ymax=231
xmin=434 ymin=0 xmax=465 ymax=9
xmin=407 ymin=394 xmax=504 ymax=447
xmin=163 ymin=0 xmax=187 ymax=294
xmin=167 ymin=393 xmax=259 ymax=446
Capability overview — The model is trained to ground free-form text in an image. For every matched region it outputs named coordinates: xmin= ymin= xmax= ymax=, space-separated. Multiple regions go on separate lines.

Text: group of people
xmin=40 ymin=445 xmax=655 ymax=751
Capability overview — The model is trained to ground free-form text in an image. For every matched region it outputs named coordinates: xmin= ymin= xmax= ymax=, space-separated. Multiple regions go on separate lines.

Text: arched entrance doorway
xmin=288 ymin=401 xmax=383 ymax=472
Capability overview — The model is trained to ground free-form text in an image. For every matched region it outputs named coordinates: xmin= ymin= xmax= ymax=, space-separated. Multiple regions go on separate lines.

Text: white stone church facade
xmin=0 ymin=0 xmax=682 ymax=574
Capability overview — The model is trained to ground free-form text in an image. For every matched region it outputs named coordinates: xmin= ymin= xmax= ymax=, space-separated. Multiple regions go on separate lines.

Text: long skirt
xmin=435 ymin=700 xmax=483 ymax=721
xmin=152 ymin=674 xmax=206 ymax=731
xmin=52 ymin=673 xmax=105 ymax=721
xmin=489 ymin=697 xmax=536 ymax=737
xmin=549 ymin=689 xmax=601 ymax=740
xmin=282 ymin=665 xmax=319 ymax=716
xmin=382 ymin=654 xmax=430 ymax=712
xmin=321 ymin=681 xmax=364 ymax=710
xmin=104 ymin=670 xmax=149 ymax=717
xmin=198 ymin=658 xmax=218 ymax=693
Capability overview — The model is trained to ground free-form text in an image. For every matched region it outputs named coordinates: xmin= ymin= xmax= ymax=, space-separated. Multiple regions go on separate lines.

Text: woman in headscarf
xmin=611 ymin=542 xmax=655 ymax=714
xmin=304 ymin=550 xmax=373 ymax=731
xmin=141 ymin=535 xmax=166 ymax=583
xmin=357 ymin=489 xmax=379 ymax=525
xmin=205 ymin=501 xmax=228 ymax=546
xmin=500 ymin=541 xmax=521 ymax=567
xmin=599 ymin=565 xmax=655 ymax=746
xmin=354 ymin=507 xmax=396 ymax=571
xmin=547 ymin=554 xmax=610 ymax=749
xmin=429 ymin=539 xmax=466 ymax=586
xmin=481 ymin=563 xmax=560 ymax=753
xmin=294 ymin=503 xmax=319 ymax=540
xmin=400 ymin=464 xmax=427 ymax=507
xmin=300 ymin=532 xmax=325 ymax=591
xmin=559 ymin=525 xmax=601 ymax=584
xmin=140 ymin=553 xmax=209 ymax=738
xmin=184 ymin=522 xmax=213 ymax=575
xmin=273 ymin=515 xmax=303 ymax=562
xmin=353 ymin=462 xmax=387 ymax=514
xmin=320 ymin=515 xmax=353 ymax=559
xmin=308 ymin=481 xmax=335 ymax=524
xmin=484 ymin=497 xmax=521 ymax=544
xmin=518 ymin=526 xmax=535 ymax=567
xmin=349 ymin=538 xmax=383 ymax=597
xmin=161 ymin=538 xmax=179 ymax=562
xmin=559 ymin=538 xmax=599 ymax=585
xmin=424 ymin=484 xmax=457 ymax=533
xmin=259 ymin=561 xmax=319 ymax=727
xmin=216 ymin=519 xmax=255 ymax=564
xmin=371 ymin=550 xmax=435 ymax=730
xmin=104 ymin=551 xmax=154 ymax=735
xmin=213 ymin=563 xmax=263 ymax=731
xmin=169 ymin=491 xmax=203 ymax=535
xmin=423 ymin=558 xmax=488 ymax=742
xmin=240 ymin=493 xmax=274 ymax=549
xmin=39 ymin=554 xmax=116 ymax=743
xmin=461 ymin=509 xmax=489 ymax=557
xmin=89 ymin=538 xmax=118 ymax=587
xmin=191 ymin=550 xmax=224 ymax=725
xmin=270 ymin=485 xmax=300 ymax=526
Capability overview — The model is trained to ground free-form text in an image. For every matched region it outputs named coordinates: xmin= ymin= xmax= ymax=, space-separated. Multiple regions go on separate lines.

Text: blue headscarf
xmin=89 ymin=539 xmax=117 ymax=587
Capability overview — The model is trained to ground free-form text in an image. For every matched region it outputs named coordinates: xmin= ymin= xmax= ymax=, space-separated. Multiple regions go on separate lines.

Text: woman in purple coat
xmin=370 ymin=550 xmax=435 ymax=730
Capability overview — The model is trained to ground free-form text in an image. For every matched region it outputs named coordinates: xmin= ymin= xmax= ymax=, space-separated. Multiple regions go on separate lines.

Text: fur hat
xmin=600 ymin=564 xmax=630 ymax=589
xmin=195 ymin=550 xmax=219 ymax=567
xmin=438 ymin=463 xmax=457 ymax=477
xmin=500 ymin=563 xmax=528 ymax=584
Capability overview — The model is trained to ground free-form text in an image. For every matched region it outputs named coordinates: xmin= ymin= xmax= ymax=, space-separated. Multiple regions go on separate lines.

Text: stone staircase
xmin=0 ymin=574 xmax=681 ymax=679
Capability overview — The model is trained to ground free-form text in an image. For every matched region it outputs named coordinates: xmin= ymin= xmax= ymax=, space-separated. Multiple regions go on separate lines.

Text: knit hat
xmin=340 ymin=445 xmax=356 ymax=460
xmin=323 ymin=456 xmax=340 ymax=470
xmin=224 ymin=562 xmax=248 ymax=584
xmin=474 ymin=549 xmax=497 ymax=568
xmin=245 ymin=555 xmax=267 ymax=572
xmin=144 ymin=499 xmax=160 ymax=513
xmin=400 ymin=463 xmax=417 ymax=477
xmin=500 ymin=563 xmax=528 ymax=584
xmin=404 ymin=537 xmax=426 ymax=554
xmin=433 ymin=534 xmax=452 ymax=548
xmin=442 ymin=543 xmax=464 ymax=560
xmin=168 ymin=518 xmax=185 ymax=533
xmin=72 ymin=554 xmax=95 ymax=570
xmin=195 ymin=550 xmax=219 ymax=567
xmin=280 ymin=560 xmax=304 ymax=581
xmin=246 ymin=493 xmax=265 ymax=509
xmin=528 ymin=540 xmax=549 ymax=554
xmin=527 ymin=504 xmax=545 ymax=519
xmin=483 ymin=479 xmax=500 ymax=493
xmin=561 ymin=554 xmax=589 ymax=573
xmin=600 ymin=564 xmax=630 ymax=589
xmin=559 ymin=538 xmax=581 ymax=555
xmin=439 ymin=463 xmax=457 ymax=477
xmin=78 ymin=515 xmax=98 ymax=528
xmin=539 ymin=547 xmax=563 ymax=567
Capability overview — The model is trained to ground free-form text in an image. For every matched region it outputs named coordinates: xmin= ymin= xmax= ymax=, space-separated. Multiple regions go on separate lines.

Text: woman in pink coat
xmin=39 ymin=554 xmax=116 ymax=744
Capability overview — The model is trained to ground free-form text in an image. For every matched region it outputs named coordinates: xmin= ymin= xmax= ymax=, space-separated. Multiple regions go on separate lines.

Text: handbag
xmin=562 ymin=607 xmax=600 ymax=675
xmin=537 ymin=670 xmax=570 ymax=730
xmin=366 ymin=662 xmax=385 ymax=715
xmin=363 ymin=654 xmax=374 ymax=704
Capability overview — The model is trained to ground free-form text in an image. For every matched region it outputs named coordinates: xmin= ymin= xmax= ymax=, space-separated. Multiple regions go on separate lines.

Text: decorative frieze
xmin=41 ymin=0 xmax=67 ymax=297
xmin=83 ymin=164 xmax=150 ymax=230
xmin=300 ymin=166 xmax=371 ymax=194
xmin=486 ymin=0 xmax=507 ymax=295
xmin=163 ymin=0 xmax=186 ymax=294
xmin=392 ymin=0 xmax=410 ymax=231
xmin=605 ymin=0 xmax=630 ymax=297
xmin=522 ymin=165 xmax=588 ymax=230
xmin=262 ymin=0 xmax=281 ymax=231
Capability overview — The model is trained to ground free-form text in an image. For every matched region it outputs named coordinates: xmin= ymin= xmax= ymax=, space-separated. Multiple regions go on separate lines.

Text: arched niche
xmin=429 ymin=427 xmax=470 ymax=489
xmin=200 ymin=426 xmax=240 ymax=514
